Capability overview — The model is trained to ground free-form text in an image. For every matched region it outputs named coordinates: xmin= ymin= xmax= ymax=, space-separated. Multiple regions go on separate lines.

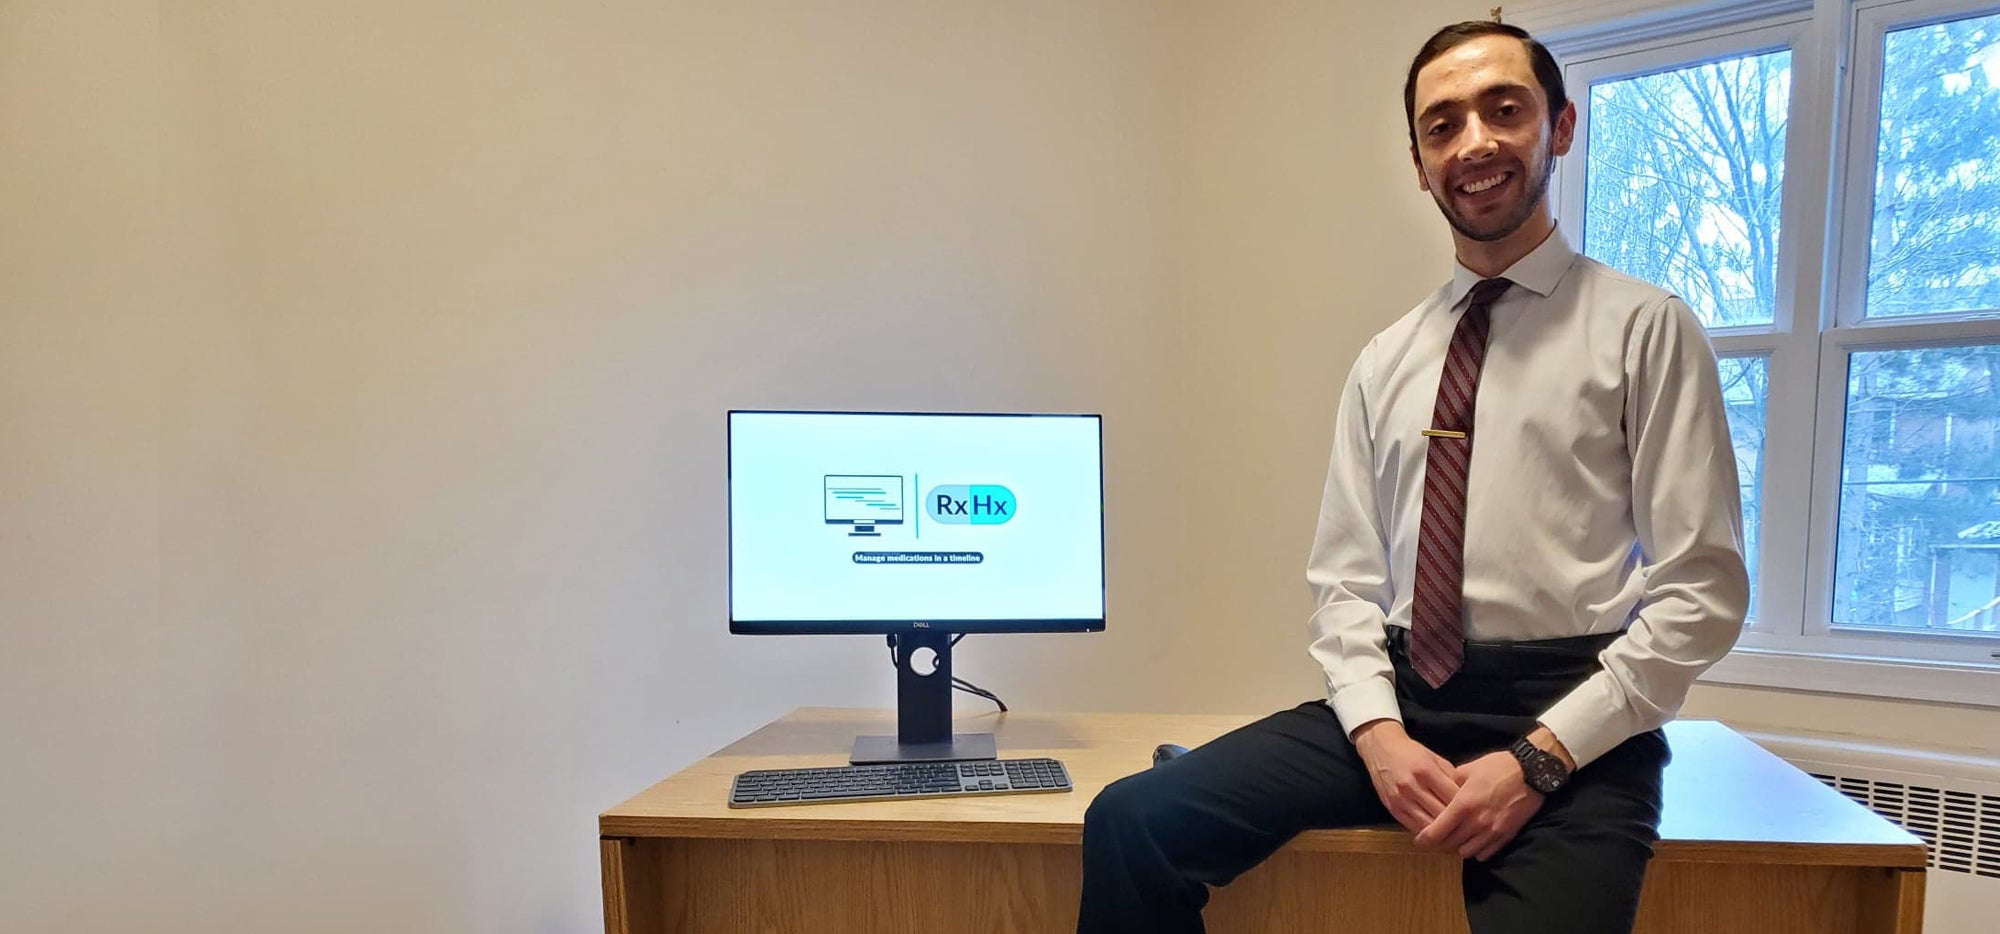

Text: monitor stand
xmin=849 ymin=629 xmax=998 ymax=764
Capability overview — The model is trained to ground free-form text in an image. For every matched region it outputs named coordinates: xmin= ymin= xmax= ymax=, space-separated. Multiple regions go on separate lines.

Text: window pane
xmin=1833 ymin=345 xmax=2000 ymax=635
xmin=1865 ymin=11 xmax=2000 ymax=318
xmin=1718 ymin=356 xmax=1768 ymax=622
xmin=1584 ymin=50 xmax=1790 ymax=328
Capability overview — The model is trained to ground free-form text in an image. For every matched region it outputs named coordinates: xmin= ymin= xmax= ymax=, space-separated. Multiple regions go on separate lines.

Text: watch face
xmin=1514 ymin=739 xmax=1567 ymax=793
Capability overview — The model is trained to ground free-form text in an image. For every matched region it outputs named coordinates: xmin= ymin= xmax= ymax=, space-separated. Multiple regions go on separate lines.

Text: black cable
xmin=952 ymin=677 xmax=1008 ymax=712
xmin=885 ymin=634 xmax=1007 ymax=712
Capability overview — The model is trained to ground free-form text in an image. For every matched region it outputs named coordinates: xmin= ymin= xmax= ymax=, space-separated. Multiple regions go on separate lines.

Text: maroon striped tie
xmin=1409 ymin=277 xmax=1511 ymax=689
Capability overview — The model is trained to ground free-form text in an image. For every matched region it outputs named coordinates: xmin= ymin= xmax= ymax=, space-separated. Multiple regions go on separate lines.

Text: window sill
xmin=1699 ymin=645 xmax=2000 ymax=708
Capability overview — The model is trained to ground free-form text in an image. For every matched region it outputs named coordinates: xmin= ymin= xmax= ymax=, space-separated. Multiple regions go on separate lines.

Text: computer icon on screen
xmin=729 ymin=410 xmax=1105 ymax=764
xmin=823 ymin=475 xmax=903 ymax=537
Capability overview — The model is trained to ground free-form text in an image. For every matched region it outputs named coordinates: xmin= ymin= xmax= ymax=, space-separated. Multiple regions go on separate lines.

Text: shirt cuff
xmin=1327 ymin=676 xmax=1403 ymax=739
xmin=1536 ymin=672 xmax=1638 ymax=770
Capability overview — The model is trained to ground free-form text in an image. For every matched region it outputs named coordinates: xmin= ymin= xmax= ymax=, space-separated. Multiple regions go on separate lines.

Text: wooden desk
xmin=600 ymin=708 xmax=1926 ymax=933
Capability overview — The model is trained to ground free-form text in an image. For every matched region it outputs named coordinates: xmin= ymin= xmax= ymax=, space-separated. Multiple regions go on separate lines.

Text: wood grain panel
xmin=1218 ymin=852 xmax=1892 ymax=934
xmin=634 ymin=837 xmax=1081 ymax=933
xmin=600 ymin=839 xmax=627 ymax=934
xmin=1856 ymin=868 xmax=1926 ymax=934
xmin=1205 ymin=849 xmax=1467 ymax=933
xmin=620 ymin=838 xmax=1911 ymax=933
xmin=601 ymin=838 xmax=670 ymax=934
xmin=1632 ymin=863 xmax=1863 ymax=934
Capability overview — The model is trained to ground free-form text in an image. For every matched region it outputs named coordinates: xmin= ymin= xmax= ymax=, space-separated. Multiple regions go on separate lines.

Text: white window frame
xmin=1543 ymin=0 xmax=2000 ymax=706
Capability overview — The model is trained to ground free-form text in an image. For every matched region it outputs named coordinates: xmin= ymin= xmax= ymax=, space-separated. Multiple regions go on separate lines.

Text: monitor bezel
xmin=726 ymin=409 xmax=1107 ymax=635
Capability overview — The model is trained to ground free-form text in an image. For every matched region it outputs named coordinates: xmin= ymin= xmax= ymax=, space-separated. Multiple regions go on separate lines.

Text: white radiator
xmin=1742 ymin=729 xmax=2000 ymax=934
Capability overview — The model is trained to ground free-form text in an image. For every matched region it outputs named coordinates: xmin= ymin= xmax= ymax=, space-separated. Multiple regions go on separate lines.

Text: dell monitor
xmin=728 ymin=410 xmax=1106 ymax=763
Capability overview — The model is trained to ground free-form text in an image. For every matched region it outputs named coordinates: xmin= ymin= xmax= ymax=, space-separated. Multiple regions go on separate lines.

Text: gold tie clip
xmin=1421 ymin=429 xmax=1468 ymax=439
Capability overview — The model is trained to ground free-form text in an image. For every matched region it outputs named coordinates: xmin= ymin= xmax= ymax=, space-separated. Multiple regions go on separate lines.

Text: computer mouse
xmin=1152 ymin=743 xmax=1191 ymax=767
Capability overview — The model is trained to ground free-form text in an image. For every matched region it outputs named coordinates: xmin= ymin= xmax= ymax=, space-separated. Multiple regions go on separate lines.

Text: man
xmin=1077 ymin=20 xmax=1749 ymax=934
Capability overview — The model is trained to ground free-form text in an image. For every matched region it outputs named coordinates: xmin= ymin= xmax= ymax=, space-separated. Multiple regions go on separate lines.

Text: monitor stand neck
xmin=848 ymin=629 xmax=998 ymax=764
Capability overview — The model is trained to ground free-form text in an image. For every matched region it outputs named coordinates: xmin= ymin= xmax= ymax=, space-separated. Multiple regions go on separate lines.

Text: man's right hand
xmin=1351 ymin=719 xmax=1461 ymax=835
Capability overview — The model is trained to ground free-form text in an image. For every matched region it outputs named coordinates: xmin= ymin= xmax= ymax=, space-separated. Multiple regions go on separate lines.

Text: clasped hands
xmin=1351 ymin=719 xmax=1556 ymax=862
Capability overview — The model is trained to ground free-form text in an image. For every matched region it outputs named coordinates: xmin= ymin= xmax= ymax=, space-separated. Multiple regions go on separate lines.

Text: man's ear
xmin=1412 ymin=145 xmax=1430 ymax=192
xmin=1551 ymin=100 xmax=1578 ymax=157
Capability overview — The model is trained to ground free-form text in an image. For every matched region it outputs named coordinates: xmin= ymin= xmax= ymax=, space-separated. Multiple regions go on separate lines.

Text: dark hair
xmin=1404 ymin=21 xmax=1567 ymax=149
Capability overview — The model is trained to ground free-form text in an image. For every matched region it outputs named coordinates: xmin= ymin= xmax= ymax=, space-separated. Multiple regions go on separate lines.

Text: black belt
xmin=1385 ymin=626 xmax=1620 ymax=679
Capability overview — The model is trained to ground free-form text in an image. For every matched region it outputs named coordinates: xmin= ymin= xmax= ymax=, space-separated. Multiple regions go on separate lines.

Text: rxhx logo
xmin=926 ymin=485 xmax=1016 ymax=525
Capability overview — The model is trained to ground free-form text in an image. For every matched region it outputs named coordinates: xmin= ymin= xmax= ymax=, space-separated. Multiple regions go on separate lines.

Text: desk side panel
xmin=602 ymin=838 xmax=671 ymax=934
xmin=1856 ymin=867 xmax=1926 ymax=934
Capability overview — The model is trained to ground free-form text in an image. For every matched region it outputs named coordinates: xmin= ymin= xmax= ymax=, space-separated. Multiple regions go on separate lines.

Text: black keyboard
xmin=729 ymin=757 xmax=1073 ymax=808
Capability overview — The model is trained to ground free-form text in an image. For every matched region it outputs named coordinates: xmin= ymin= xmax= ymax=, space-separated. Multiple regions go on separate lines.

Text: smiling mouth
xmin=1457 ymin=171 xmax=1513 ymax=195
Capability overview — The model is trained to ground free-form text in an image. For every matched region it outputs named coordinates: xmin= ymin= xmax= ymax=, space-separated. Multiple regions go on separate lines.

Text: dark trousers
xmin=1077 ymin=632 xmax=1669 ymax=934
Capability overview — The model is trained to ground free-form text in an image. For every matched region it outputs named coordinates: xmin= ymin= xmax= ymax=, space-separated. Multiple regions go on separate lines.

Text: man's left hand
xmin=1411 ymin=751 xmax=1543 ymax=861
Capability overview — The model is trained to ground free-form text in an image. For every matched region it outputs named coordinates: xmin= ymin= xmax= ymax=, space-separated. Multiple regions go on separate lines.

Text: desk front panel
xmin=601 ymin=835 xmax=1922 ymax=934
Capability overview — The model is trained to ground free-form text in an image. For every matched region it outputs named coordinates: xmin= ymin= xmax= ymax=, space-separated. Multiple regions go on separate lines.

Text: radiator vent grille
xmin=1810 ymin=773 xmax=2000 ymax=879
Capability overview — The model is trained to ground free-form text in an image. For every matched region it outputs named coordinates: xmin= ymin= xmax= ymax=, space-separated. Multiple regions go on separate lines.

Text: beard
xmin=1430 ymin=147 xmax=1556 ymax=243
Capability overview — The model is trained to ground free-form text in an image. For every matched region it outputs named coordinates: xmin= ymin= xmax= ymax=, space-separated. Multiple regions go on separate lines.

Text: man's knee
xmin=1084 ymin=770 xmax=1173 ymax=841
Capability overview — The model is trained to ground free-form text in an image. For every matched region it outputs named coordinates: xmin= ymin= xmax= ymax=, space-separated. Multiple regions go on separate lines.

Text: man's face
xmin=1409 ymin=35 xmax=1576 ymax=243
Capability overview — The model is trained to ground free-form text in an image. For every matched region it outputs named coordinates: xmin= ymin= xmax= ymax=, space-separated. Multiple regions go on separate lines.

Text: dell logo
xmin=926 ymin=484 xmax=1016 ymax=525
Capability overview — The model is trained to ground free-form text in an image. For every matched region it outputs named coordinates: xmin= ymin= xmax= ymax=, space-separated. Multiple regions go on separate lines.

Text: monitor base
xmin=850 ymin=732 xmax=997 ymax=765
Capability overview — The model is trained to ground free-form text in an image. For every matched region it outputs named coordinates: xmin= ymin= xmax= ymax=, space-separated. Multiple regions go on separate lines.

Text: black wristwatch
xmin=1510 ymin=736 xmax=1571 ymax=794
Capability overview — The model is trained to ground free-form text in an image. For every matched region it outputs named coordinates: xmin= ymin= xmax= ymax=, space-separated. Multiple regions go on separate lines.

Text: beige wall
xmin=2 ymin=2 xmax=1990 ymax=932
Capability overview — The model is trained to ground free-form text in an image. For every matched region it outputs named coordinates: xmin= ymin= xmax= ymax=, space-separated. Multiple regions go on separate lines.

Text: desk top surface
xmin=600 ymin=708 xmax=1924 ymax=867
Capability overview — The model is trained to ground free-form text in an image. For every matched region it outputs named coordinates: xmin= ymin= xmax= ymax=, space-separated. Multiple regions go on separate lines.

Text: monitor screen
xmin=728 ymin=411 xmax=1106 ymax=633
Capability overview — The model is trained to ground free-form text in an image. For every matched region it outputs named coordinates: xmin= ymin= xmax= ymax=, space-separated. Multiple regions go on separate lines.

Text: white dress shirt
xmin=1307 ymin=229 xmax=1750 ymax=769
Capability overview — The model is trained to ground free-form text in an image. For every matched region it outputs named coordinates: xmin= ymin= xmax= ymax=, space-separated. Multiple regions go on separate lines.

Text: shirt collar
xmin=1446 ymin=226 xmax=1578 ymax=308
